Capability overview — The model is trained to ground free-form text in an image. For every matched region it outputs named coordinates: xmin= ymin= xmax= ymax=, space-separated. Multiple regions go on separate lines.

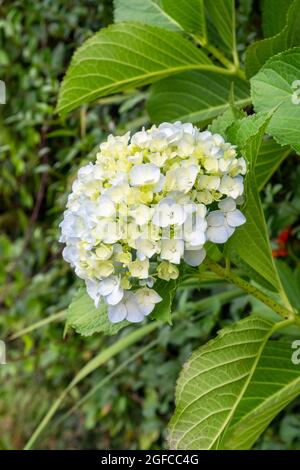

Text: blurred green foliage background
xmin=0 ymin=0 xmax=300 ymax=450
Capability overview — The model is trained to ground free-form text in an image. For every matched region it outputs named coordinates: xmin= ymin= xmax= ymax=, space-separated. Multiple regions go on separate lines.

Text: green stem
xmin=204 ymin=258 xmax=296 ymax=322
xmin=192 ymin=35 xmax=246 ymax=81
xmin=231 ymin=1 xmax=240 ymax=70
xmin=204 ymin=43 xmax=234 ymax=69
xmin=9 ymin=310 xmax=66 ymax=341
xmin=234 ymin=67 xmax=246 ymax=81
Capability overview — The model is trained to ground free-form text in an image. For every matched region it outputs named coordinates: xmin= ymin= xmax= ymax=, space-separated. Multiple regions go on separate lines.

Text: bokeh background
xmin=1 ymin=0 xmax=300 ymax=450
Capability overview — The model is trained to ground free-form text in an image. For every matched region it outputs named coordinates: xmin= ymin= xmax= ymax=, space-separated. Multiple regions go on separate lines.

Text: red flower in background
xmin=272 ymin=226 xmax=292 ymax=258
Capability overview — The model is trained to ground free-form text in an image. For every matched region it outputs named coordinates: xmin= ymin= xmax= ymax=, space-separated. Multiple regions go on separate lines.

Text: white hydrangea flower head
xmin=60 ymin=122 xmax=247 ymax=324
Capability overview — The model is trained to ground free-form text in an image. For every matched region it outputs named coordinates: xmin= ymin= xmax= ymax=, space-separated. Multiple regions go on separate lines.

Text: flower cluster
xmin=60 ymin=122 xmax=246 ymax=324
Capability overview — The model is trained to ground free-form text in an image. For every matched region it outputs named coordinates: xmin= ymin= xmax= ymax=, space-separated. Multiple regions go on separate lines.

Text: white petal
xmin=218 ymin=197 xmax=236 ymax=212
xmin=131 ymin=130 xmax=150 ymax=147
xmin=108 ymin=303 xmax=127 ymax=323
xmin=130 ymin=163 xmax=160 ymax=186
xmin=226 ymin=224 xmax=235 ymax=238
xmin=184 ymin=248 xmax=206 ymax=267
xmin=206 ymin=225 xmax=230 ymax=244
xmin=185 ymin=242 xmax=203 ymax=251
xmin=226 ymin=209 xmax=246 ymax=227
xmin=172 ymin=204 xmax=187 ymax=225
xmin=97 ymin=195 xmax=115 ymax=217
xmin=207 ymin=211 xmax=226 ymax=227
xmin=160 ymin=239 xmax=184 ymax=264
xmin=97 ymin=277 xmax=115 ymax=296
xmin=62 ymin=245 xmax=79 ymax=265
xmin=130 ymin=204 xmax=153 ymax=225
xmin=198 ymin=130 xmax=212 ymax=141
xmin=152 ymin=207 xmax=170 ymax=228
xmin=183 ymin=227 xmax=206 ymax=246
xmin=85 ymin=279 xmax=101 ymax=307
xmin=153 ymin=174 xmax=165 ymax=192
xmin=133 ymin=288 xmax=162 ymax=316
xmin=213 ymin=133 xmax=225 ymax=145
xmin=198 ymin=175 xmax=220 ymax=191
xmin=125 ymin=296 xmax=145 ymax=323
xmin=148 ymin=289 xmax=162 ymax=304
xmin=136 ymin=239 xmax=158 ymax=260
xmin=139 ymin=302 xmax=155 ymax=316
xmin=106 ymin=285 xmax=124 ymax=305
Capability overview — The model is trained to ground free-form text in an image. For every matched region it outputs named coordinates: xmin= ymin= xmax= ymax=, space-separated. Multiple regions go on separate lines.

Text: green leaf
xmin=227 ymin=113 xmax=282 ymax=292
xmin=221 ymin=340 xmax=300 ymax=449
xmin=205 ymin=0 xmax=237 ymax=60
xmin=57 ymin=23 xmax=215 ymax=115
xmin=262 ymin=0 xmax=294 ymax=38
xmin=227 ymin=119 xmax=291 ymax=190
xmin=147 ymin=71 xmax=250 ymax=125
xmin=276 ymin=260 xmax=300 ymax=310
xmin=114 ymin=0 xmax=207 ymax=39
xmin=208 ymin=105 xmax=246 ymax=136
xmin=67 ymin=288 xmax=128 ymax=336
xmin=246 ymin=0 xmax=300 ymax=78
xmin=255 ymin=139 xmax=291 ymax=190
xmin=229 ymin=173 xmax=281 ymax=291
xmin=168 ymin=316 xmax=275 ymax=449
xmin=228 ymin=251 xmax=278 ymax=292
xmin=151 ymin=277 xmax=181 ymax=324
xmin=212 ymin=114 xmax=291 ymax=191
xmin=227 ymin=111 xmax=271 ymax=157
xmin=114 ymin=0 xmax=182 ymax=31
xmin=162 ymin=0 xmax=206 ymax=36
xmin=208 ymin=106 xmax=291 ymax=193
xmin=251 ymin=47 xmax=300 ymax=154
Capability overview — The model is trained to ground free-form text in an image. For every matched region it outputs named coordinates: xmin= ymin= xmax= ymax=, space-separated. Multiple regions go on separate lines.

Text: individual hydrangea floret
xmin=60 ymin=122 xmax=246 ymax=324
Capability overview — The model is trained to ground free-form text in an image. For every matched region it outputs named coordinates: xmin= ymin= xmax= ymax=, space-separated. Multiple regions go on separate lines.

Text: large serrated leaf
xmin=205 ymin=0 xmax=237 ymax=60
xmin=226 ymin=111 xmax=271 ymax=156
xmin=147 ymin=70 xmax=250 ymax=125
xmin=221 ymin=340 xmax=300 ymax=449
xmin=57 ymin=23 xmax=215 ymax=115
xmin=228 ymin=172 xmax=281 ymax=292
xmin=255 ymin=139 xmax=291 ymax=190
xmin=262 ymin=0 xmax=294 ymax=38
xmin=114 ymin=0 xmax=182 ymax=31
xmin=246 ymin=0 xmax=300 ymax=78
xmin=226 ymin=113 xmax=282 ymax=292
xmin=114 ymin=0 xmax=206 ymax=37
xmin=210 ymin=112 xmax=291 ymax=191
xmin=276 ymin=261 xmax=300 ymax=310
xmin=169 ymin=316 xmax=275 ymax=449
xmin=162 ymin=0 xmax=206 ymax=36
xmin=208 ymin=106 xmax=246 ymax=136
xmin=251 ymin=47 xmax=300 ymax=154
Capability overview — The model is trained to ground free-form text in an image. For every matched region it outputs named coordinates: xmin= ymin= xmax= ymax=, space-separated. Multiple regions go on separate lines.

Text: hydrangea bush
xmin=60 ymin=122 xmax=246 ymax=323
xmin=26 ymin=0 xmax=300 ymax=452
